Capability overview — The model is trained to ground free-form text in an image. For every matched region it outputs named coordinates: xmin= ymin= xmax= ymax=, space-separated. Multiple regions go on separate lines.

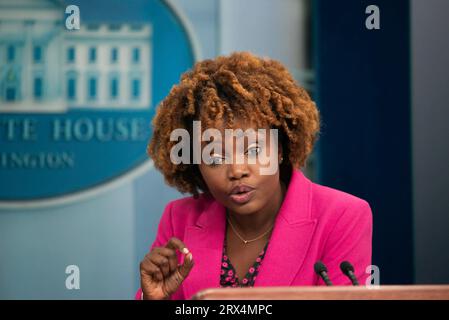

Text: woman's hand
xmin=139 ymin=237 xmax=194 ymax=300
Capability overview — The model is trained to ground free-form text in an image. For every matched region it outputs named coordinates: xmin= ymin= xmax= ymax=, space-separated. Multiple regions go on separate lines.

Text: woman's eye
xmin=246 ymin=146 xmax=261 ymax=156
xmin=210 ymin=155 xmax=224 ymax=166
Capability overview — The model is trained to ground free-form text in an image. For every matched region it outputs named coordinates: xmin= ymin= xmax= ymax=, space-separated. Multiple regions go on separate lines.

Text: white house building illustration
xmin=0 ymin=0 xmax=152 ymax=113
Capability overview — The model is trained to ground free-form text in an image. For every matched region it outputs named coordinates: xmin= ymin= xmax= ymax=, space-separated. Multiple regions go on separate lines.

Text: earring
xmin=280 ymin=157 xmax=284 ymax=163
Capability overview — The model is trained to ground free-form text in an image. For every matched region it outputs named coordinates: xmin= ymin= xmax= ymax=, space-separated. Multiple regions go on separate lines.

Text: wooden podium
xmin=191 ymin=285 xmax=449 ymax=300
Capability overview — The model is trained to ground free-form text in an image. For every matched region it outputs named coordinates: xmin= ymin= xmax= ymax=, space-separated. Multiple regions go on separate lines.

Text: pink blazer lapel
xmin=182 ymin=169 xmax=317 ymax=299
xmin=255 ymin=169 xmax=317 ymax=287
xmin=182 ymin=199 xmax=226 ymax=300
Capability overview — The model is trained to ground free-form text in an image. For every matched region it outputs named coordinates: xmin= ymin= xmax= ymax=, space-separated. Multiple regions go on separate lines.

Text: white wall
xmin=219 ymin=0 xmax=309 ymax=72
xmin=0 ymin=182 xmax=137 ymax=299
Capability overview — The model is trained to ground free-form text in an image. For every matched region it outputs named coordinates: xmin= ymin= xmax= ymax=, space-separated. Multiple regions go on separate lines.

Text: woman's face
xmin=198 ymin=118 xmax=283 ymax=216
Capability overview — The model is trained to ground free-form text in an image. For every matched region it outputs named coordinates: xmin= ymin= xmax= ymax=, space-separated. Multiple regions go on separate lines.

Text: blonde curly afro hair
xmin=148 ymin=51 xmax=320 ymax=199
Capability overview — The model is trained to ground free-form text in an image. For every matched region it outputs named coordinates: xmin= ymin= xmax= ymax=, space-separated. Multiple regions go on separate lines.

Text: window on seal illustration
xmin=88 ymin=76 xmax=98 ymax=100
xmin=7 ymin=45 xmax=15 ymax=62
xmin=132 ymin=47 xmax=140 ymax=63
xmin=33 ymin=76 xmax=43 ymax=100
xmin=67 ymin=75 xmax=77 ymax=101
xmin=33 ymin=46 xmax=43 ymax=64
xmin=111 ymin=47 xmax=119 ymax=63
xmin=131 ymin=78 xmax=140 ymax=101
xmin=5 ymin=87 xmax=17 ymax=101
xmin=110 ymin=76 xmax=119 ymax=100
xmin=4 ymin=68 xmax=19 ymax=101
xmin=89 ymin=47 xmax=97 ymax=63
xmin=67 ymin=47 xmax=75 ymax=63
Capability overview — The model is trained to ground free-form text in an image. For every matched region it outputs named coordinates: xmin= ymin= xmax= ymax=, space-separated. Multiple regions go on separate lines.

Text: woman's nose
xmin=228 ymin=162 xmax=250 ymax=180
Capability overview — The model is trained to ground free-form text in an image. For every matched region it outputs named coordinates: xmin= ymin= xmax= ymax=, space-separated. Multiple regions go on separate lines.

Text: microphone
xmin=340 ymin=261 xmax=359 ymax=286
xmin=314 ymin=261 xmax=333 ymax=286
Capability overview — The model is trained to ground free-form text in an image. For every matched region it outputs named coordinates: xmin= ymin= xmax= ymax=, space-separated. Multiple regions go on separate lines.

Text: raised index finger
xmin=165 ymin=237 xmax=189 ymax=255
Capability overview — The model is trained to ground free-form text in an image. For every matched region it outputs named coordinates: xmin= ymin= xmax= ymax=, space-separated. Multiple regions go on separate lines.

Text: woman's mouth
xmin=229 ymin=189 xmax=255 ymax=204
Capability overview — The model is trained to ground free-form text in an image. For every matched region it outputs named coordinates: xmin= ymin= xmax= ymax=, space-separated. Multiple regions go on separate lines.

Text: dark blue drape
xmin=314 ymin=0 xmax=413 ymax=284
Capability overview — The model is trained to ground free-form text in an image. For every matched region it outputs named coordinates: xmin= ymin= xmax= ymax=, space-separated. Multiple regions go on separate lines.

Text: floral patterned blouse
xmin=220 ymin=238 xmax=269 ymax=287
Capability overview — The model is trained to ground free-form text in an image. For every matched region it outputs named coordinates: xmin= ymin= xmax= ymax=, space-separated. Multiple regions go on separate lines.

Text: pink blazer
xmin=136 ymin=168 xmax=373 ymax=300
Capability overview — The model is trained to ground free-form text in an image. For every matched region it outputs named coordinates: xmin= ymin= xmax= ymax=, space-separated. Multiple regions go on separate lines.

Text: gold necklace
xmin=226 ymin=180 xmax=285 ymax=244
xmin=226 ymin=214 xmax=274 ymax=244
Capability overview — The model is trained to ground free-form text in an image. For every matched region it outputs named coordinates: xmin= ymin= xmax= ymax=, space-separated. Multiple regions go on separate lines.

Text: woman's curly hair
xmin=148 ymin=51 xmax=320 ymax=199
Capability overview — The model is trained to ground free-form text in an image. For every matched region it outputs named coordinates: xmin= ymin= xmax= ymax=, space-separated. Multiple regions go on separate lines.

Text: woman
xmin=137 ymin=52 xmax=372 ymax=300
